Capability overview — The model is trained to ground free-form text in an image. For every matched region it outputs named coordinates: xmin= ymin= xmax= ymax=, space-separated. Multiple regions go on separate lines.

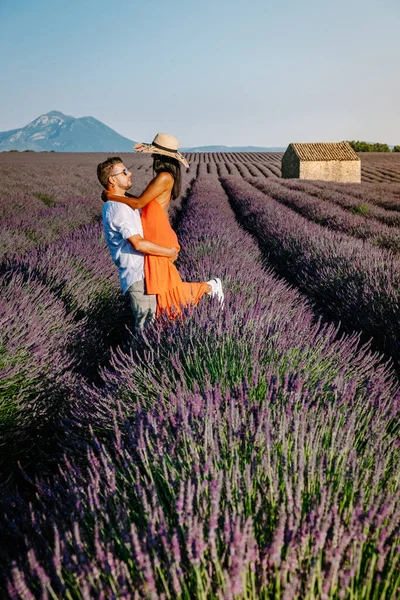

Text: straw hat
xmin=133 ymin=133 xmax=189 ymax=168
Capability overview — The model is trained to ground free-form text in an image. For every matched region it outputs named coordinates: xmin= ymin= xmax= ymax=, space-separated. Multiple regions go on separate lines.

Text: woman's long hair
xmin=152 ymin=154 xmax=182 ymax=200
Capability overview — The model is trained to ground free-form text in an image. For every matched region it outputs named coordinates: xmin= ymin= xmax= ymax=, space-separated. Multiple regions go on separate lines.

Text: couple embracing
xmin=97 ymin=134 xmax=224 ymax=332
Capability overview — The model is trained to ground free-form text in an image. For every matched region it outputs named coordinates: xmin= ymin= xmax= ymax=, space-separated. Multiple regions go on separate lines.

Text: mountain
xmin=181 ymin=145 xmax=285 ymax=152
xmin=0 ymin=111 xmax=285 ymax=152
xmin=0 ymin=111 xmax=136 ymax=152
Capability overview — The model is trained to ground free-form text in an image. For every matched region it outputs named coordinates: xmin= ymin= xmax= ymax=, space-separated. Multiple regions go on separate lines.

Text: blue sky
xmin=1 ymin=0 xmax=399 ymax=146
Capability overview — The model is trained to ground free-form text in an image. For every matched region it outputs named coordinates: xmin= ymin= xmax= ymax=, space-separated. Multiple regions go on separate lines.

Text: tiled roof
xmin=290 ymin=142 xmax=359 ymax=162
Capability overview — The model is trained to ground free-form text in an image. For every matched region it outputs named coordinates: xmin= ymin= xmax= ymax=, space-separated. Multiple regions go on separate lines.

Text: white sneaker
xmin=207 ymin=277 xmax=224 ymax=306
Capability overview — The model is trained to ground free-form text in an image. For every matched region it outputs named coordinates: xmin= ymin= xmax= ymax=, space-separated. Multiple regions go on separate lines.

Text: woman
xmin=103 ymin=133 xmax=224 ymax=319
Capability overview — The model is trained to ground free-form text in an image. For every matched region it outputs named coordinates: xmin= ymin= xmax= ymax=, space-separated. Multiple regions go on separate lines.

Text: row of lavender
xmin=185 ymin=151 xmax=400 ymax=183
xmin=0 ymin=149 xmax=275 ymax=261
xmin=359 ymin=154 xmax=400 ymax=183
xmin=3 ymin=165 xmax=399 ymax=598
xmin=221 ymin=175 xmax=400 ymax=372
xmin=0 ymin=221 xmax=125 ymax=481
xmin=2 ymin=152 xmax=400 ymax=263
xmin=0 ymin=154 xmax=195 ymax=481
xmin=0 ymin=153 xmax=155 ymax=261
xmin=243 ymin=177 xmax=400 ymax=253
xmin=1 ymin=152 xmax=399 ymax=472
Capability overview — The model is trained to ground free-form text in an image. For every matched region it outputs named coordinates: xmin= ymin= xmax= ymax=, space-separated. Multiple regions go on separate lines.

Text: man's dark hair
xmin=152 ymin=154 xmax=181 ymax=200
xmin=97 ymin=156 xmax=123 ymax=189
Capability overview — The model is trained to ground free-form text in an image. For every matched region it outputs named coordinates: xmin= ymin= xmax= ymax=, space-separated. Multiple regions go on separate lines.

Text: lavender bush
xmin=0 ymin=200 xmax=103 ymax=262
xmin=5 ymin=376 xmax=399 ymax=599
xmin=88 ymin=175 xmax=393 ymax=427
xmin=245 ymin=177 xmax=400 ymax=253
xmin=0 ymin=153 xmax=188 ymax=262
xmin=283 ymin=180 xmax=400 ymax=228
xmin=0 ymin=272 xmax=81 ymax=480
xmin=4 ymin=171 xmax=399 ymax=598
xmin=0 ymin=154 xmax=197 ymax=478
xmin=1 ymin=153 xmax=399 ymax=599
xmin=0 ymin=222 xmax=134 ymax=381
xmin=221 ymin=176 xmax=400 ymax=371
xmin=311 ymin=181 xmax=400 ymax=212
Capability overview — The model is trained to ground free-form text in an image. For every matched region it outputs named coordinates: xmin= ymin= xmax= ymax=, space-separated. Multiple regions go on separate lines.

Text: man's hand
xmin=169 ymin=247 xmax=179 ymax=263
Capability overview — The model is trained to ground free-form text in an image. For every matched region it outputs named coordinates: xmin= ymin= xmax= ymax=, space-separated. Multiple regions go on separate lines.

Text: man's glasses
xmin=112 ymin=166 xmax=132 ymax=177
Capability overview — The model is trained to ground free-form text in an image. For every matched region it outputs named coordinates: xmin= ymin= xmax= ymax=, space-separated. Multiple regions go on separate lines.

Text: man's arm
xmin=103 ymin=203 xmax=178 ymax=261
xmin=128 ymin=234 xmax=178 ymax=263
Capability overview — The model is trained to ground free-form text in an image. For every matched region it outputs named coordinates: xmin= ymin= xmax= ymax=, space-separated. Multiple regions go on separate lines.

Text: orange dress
xmin=141 ymin=200 xmax=208 ymax=319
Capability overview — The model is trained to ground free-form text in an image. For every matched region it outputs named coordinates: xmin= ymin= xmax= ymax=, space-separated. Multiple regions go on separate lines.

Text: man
xmin=97 ymin=156 xmax=178 ymax=331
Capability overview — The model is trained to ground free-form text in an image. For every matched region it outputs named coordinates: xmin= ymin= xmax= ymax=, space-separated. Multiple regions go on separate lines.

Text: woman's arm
xmin=128 ymin=234 xmax=178 ymax=262
xmin=107 ymin=172 xmax=174 ymax=210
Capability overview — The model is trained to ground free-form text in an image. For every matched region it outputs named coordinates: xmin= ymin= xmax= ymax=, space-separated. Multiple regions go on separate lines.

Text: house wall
xmin=299 ymin=160 xmax=361 ymax=183
xmin=281 ymin=147 xmax=300 ymax=178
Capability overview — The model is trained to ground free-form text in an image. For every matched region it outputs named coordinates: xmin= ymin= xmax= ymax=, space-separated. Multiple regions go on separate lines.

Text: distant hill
xmin=181 ymin=145 xmax=285 ymax=152
xmin=0 ymin=111 xmax=136 ymax=152
xmin=0 ymin=111 xmax=285 ymax=153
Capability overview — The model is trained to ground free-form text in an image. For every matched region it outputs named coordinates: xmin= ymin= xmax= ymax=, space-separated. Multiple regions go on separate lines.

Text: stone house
xmin=281 ymin=142 xmax=361 ymax=183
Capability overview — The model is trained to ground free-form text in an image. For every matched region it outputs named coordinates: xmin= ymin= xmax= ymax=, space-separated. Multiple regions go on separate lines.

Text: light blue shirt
xmin=102 ymin=201 xmax=145 ymax=293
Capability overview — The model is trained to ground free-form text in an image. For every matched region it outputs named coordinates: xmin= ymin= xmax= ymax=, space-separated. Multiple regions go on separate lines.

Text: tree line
xmin=347 ymin=141 xmax=400 ymax=152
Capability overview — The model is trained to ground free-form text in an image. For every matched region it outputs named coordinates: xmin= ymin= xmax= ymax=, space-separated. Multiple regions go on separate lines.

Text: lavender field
xmin=0 ymin=151 xmax=399 ymax=599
